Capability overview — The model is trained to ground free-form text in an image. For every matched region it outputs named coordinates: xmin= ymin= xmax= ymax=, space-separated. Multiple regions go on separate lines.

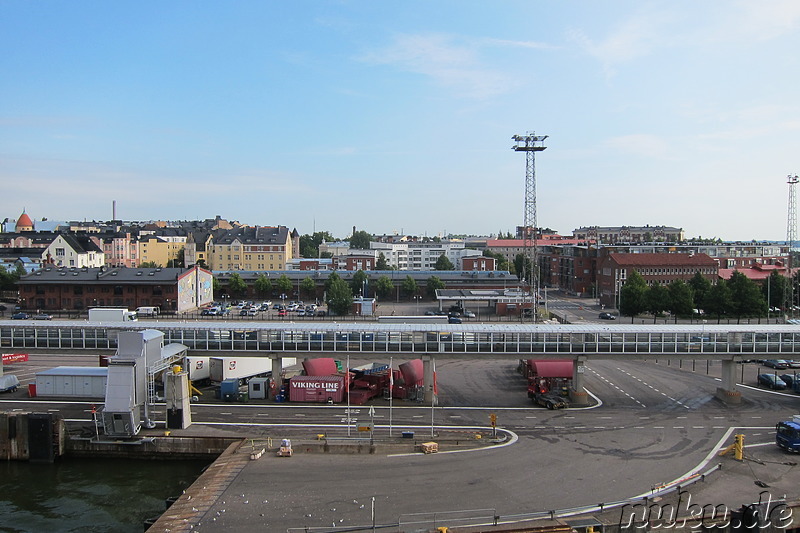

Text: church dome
xmin=15 ymin=211 xmax=34 ymax=232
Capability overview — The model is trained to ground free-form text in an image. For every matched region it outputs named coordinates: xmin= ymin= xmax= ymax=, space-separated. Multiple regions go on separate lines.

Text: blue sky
xmin=2 ymin=1 xmax=799 ymax=241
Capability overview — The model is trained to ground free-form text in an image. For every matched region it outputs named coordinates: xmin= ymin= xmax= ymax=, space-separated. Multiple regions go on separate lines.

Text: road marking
xmin=294 ymin=413 xmax=306 ymax=417
xmin=673 ymin=426 xmax=685 ymax=429
xmin=654 ymin=426 xmax=665 ymax=429
xmin=255 ymin=413 xmax=269 ymax=416
xmin=220 ymin=412 xmax=232 ymax=415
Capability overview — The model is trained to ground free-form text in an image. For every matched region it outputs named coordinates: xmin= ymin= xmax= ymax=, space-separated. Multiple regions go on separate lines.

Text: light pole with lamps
xmin=413 ymin=295 xmax=421 ymax=315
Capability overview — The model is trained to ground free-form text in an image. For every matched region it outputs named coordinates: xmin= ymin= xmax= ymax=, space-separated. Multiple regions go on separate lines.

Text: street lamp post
xmin=413 ymin=295 xmax=421 ymax=315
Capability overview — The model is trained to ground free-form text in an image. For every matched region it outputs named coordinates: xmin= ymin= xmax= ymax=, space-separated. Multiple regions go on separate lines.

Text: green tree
xmin=667 ymin=279 xmax=694 ymax=317
xmin=299 ymin=231 xmax=336 ymax=258
xmin=254 ymin=274 xmax=273 ymax=298
xmin=376 ymin=252 xmax=389 ymax=270
xmin=644 ymin=282 xmax=669 ymax=321
xmin=300 ymin=276 xmax=316 ymax=299
xmin=228 ymin=272 xmax=247 ymax=298
xmin=276 ymin=274 xmax=293 ymax=298
xmin=688 ymin=273 xmax=712 ymax=312
xmin=375 ymin=275 xmax=394 ymax=299
xmin=401 ymin=275 xmax=418 ymax=298
xmin=434 ymin=254 xmax=454 ymax=271
xmin=513 ymin=253 xmax=532 ymax=282
xmin=704 ymin=281 xmax=733 ymax=322
xmin=619 ymin=271 xmax=648 ymax=320
xmin=350 ymin=270 xmax=369 ymax=296
xmin=426 ymin=275 xmax=445 ymax=298
xmin=0 ymin=267 xmax=18 ymax=290
xmin=348 ymin=230 xmax=372 ymax=250
xmin=139 ymin=261 xmax=160 ymax=268
xmin=483 ymin=250 xmax=509 ymax=271
xmin=326 ymin=274 xmax=353 ymax=316
xmin=762 ymin=270 xmax=788 ymax=312
xmin=727 ymin=271 xmax=766 ymax=319
xmin=212 ymin=277 xmax=221 ymax=296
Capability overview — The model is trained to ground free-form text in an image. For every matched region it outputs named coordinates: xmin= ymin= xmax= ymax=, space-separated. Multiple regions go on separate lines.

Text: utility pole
xmin=512 ymin=133 xmax=547 ymax=321
xmin=785 ymin=174 xmax=799 ymax=317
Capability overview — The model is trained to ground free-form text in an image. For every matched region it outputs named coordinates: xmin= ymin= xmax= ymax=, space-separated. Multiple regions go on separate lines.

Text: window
xmin=55 ymin=248 xmax=65 ymax=256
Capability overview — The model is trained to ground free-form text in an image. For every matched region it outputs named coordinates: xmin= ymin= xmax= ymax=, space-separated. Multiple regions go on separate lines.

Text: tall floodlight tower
xmin=785 ymin=174 xmax=799 ymax=316
xmin=512 ymin=133 xmax=548 ymax=320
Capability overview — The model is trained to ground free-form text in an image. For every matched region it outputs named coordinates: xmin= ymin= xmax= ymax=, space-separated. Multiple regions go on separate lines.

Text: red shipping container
xmin=289 ymin=375 xmax=345 ymax=403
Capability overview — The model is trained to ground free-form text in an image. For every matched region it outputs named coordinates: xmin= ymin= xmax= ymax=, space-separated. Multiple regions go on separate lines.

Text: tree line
xmin=619 ymin=270 xmax=796 ymax=322
xmin=216 ymin=270 xmax=445 ymax=316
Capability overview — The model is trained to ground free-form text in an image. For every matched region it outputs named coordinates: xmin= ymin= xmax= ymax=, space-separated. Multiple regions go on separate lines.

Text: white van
xmin=136 ymin=306 xmax=160 ymax=317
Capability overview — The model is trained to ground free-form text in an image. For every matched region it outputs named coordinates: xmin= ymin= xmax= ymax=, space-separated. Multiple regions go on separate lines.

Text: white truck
xmin=209 ymin=356 xmax=297 ymax=384
xmin=135 ymin=306 xmax=159 ymax=317
xmin=88 ymin=308 xmax=138 ymax=322
xmin=184 ymin=356 xmax=211 ymax=383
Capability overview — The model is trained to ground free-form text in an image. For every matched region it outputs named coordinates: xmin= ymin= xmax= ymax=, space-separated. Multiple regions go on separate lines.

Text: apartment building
xmin=207 ymin=226 xmax=298 ymax=271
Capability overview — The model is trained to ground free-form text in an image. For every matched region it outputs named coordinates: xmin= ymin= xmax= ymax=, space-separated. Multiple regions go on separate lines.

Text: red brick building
xmin=597 ymin=253 xmax=718 ymax=308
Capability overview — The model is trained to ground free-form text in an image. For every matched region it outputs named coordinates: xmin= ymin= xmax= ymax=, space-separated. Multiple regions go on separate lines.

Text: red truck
xmin=519 ymin=359 xmax=573 ymax=409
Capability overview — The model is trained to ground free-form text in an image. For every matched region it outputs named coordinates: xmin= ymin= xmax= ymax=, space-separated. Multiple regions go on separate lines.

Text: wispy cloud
xmin=568 ymin=13 xmax=665 ymax=78
xmin=359 ymin=33 xmax=516 ymax=99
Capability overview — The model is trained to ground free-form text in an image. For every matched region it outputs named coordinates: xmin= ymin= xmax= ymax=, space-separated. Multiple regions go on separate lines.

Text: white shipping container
xmin=184 ymin=356 xmax=211 ymax=382
xmin=88 ymin=308 xmax=137 ymax=322
xmin=209 ymin=357 xmax=272 ymax=383
xmin=35 ymin=367 xmax=108 ymax=399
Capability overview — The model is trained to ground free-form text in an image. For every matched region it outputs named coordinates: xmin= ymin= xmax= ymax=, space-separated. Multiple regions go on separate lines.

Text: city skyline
xmin=2 ymin=2 xmax=799 ymax=241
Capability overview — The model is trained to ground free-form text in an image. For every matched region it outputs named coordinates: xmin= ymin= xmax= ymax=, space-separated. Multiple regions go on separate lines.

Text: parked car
xmin=448 ymin=316 xmax=462 ymax=324
xmin=785 ymin=360 xmax=800 ymax=369
xmin=779 ymin=374 xmax=796 ymax=388
xmin=316 ymin=309 xmax=327 ymax=317
xmin=462 ymin=310 xmax=476 ymax=318
xmin=297 ymin=309 xmax=306 ymax=317
xmin=278 ymin=309 xmax=287 ymax=317
xmin=757 ymin=374 xmax=787 ymax=390
xmin=11 ymin=312 xmax=29 ymax=320
xmin=32 ymin=313 xmax=53 ymax=320
xmin=763 ymin=360 xmax=790 ymax=369
xmin=599 ymin=312 xmax=616 ymax=320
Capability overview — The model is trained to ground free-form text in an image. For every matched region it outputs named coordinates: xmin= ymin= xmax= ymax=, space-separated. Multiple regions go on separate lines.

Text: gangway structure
xmin=4 ymin=320 xmax=800 ymax=405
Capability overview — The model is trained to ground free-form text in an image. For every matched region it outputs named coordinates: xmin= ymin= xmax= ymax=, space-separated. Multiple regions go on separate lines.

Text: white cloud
xmin=359 ymin=33 xmax=515 ymax=99
xmin=568 ymin=12 xmax=666 ymax=77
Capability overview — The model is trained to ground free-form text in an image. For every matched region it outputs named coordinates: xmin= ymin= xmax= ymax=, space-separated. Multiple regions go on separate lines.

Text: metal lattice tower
xmin=512 ymin=133 xmax=547 ymax=320
xmin=785 ymin=174 xmax=799 ymax=316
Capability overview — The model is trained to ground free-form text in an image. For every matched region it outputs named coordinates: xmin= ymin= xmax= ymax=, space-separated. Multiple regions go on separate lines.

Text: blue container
xmin=220 ymin=378 xmax=239 ymax=398
xmin=402 ymin=431 xmax=414 ymax=439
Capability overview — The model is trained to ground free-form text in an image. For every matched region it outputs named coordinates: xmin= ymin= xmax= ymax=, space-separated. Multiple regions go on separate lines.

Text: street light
xmin=413 ymin=295 xmax=422 ymax=315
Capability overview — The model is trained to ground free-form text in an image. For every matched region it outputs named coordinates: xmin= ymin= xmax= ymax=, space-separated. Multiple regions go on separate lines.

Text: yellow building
xmin=207 ymin=226 xmax=298 ymax=271
xmin=138 ymin=235 xmax=186 ymax=267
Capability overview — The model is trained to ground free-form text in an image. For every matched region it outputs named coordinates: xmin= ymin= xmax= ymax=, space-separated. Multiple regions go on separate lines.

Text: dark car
xmin=11 ymin=312 xmax=30 ymax=320
xmin=779 ymin=374 xmax=796 ymax=388
xmin=599 ymin=312 xmax=616 ymax=320
xmin=757 ymin=374 xmax=787 ymax=390
xmin=448 ymin=316 xmax=462 ymax=324
xmin=763 ymin=359 xmax=790 ymax=369
xmin=32 ymin=313 xmax=53 ymax=320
